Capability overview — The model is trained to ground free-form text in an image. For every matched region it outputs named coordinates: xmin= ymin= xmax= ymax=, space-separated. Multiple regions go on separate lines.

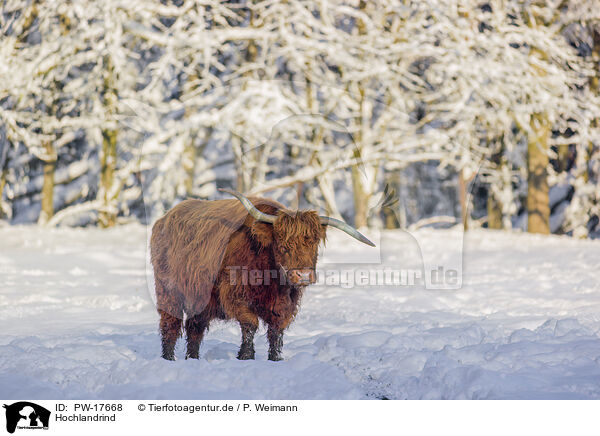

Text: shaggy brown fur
xmin=151 ymin=196 xmax=326 ymax=361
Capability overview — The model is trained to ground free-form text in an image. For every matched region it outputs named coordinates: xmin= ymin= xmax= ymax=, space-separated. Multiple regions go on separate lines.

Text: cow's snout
xmin=288 ymin=268 xmax=315 ymax=285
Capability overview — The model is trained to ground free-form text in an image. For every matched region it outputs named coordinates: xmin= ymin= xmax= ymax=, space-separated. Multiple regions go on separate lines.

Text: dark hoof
xmin=162 ymin=354 xmax=176 ymax=361
xmin=237 ymin=350 xmax=255 ymax=360
xmin=185 ymin=354 xmax=199 ymax=360
xmin=268 ymin=354 xmax=283 ymax=362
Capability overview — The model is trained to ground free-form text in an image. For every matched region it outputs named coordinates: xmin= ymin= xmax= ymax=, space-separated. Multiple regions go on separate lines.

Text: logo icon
xmin=3 ymin=402 xmax=50 ymax=434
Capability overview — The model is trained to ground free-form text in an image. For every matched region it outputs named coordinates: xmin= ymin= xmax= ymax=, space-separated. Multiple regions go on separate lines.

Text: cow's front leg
xmin=267 ymin=325 xmax=284 ymax=361
xmin=237 ymin=322 xmax=257 ymax=360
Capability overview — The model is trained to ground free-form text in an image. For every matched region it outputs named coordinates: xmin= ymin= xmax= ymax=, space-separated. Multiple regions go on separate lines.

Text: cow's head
xmin=221 ymin=189 xmax=375 ymax=287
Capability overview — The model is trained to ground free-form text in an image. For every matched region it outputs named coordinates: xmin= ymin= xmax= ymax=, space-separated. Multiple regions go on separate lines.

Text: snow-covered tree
xmin=1 ymin=0 xmax=598 ymax=239
xmin=408 ymin=0 xmax=600 ymax=233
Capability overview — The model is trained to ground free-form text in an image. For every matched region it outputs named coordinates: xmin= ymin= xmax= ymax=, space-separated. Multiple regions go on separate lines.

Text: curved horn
xmin=219 ymin=188 xmax=277 ymax=223
xmin=319 ymin=216 xmax=376 ymax=247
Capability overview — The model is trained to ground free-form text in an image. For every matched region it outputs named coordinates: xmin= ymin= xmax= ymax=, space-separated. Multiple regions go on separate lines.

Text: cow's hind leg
xmin=159 ymin=309 xmax=182 ymax=360
xmin=156 ymin=280 xmax=183 ymax=360
xmin=185 ymin=313 xmax=209 ymax=359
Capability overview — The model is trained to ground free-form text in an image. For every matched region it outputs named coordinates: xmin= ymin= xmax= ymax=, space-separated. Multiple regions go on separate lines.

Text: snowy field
xmin=1 ymin=224 xmax=599 ymax=400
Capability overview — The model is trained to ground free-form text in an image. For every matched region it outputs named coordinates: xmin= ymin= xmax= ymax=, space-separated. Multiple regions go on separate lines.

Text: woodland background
xmin=1 ymin=0 xmax=599 ymax=237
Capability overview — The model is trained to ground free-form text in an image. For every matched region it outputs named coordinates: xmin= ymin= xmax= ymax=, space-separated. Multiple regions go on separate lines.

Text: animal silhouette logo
xmin=3 ymin=402 xmax=50 ymax=434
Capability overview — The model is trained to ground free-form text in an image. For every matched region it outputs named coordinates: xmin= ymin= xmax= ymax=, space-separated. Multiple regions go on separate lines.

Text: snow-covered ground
xmin=1 ymin=224 xmax=599 ymax=399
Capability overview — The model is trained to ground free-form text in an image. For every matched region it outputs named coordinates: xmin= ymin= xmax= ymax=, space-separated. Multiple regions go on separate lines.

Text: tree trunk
xmin=383 ymin=169 xmax=400 ymax=229
xmin=98 ymin=55 xmax=119 ymax=228
xmin=384 ymin=206 xmax=399 ymax=229
xmin=487 ymin=191 xmax=502 ymax=229
xmin=527 ymin=114 xmax=550 ymax=234
xmin=38 ymin=142 xmax=56 ymax=225
xmin=350 ymin=1 xmax=370 ymax=229
xmin=0 ymin=169 xmax=6 ymax=219
xmin=0 ymin=131 xmax=7 ymax=220
xmin=292 ymin=182 xmax=303 ymax=210
xmin=556 ymin=143 xmax=569 ymax=172
xmin=351 ymin=154 xmax=369 ymax=228
xmin=458 ymin=169 xmax=469 ymax=231
xmin=487 ymin=154 xmax=503 ymax=230
xmin=306 ymin=67 xmax=342 ymax=218
xmin=183 ymin=139 xmax=198 ymax=196
xmin=183 ymin=127 xmax=213 ymax=196
xmin=99 ymin=128 xmax=117 ymax=228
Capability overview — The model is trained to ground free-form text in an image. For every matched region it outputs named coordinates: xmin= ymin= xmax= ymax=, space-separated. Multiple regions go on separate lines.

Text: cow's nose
xmin=298 ymin=271 xmax=312 ymax=282
xmin=289 ymin=269 xmax=314 ymax=284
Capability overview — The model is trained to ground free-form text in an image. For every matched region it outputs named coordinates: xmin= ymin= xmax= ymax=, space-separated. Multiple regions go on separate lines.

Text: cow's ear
xmin=250 ymin=221 xmax=274 ymax=247
xmin=320 ymin=224 xmax=327 ymax=245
